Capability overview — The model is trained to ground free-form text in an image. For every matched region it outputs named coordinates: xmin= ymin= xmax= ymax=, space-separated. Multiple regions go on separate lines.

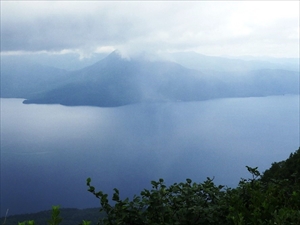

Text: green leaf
xmin=86 ymin=177 xmax=91 ymax=185
xmin=186 ymin=178 xmax=192 ymax=184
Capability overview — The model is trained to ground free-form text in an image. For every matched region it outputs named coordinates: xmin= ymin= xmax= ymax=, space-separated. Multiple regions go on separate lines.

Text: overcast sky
xmin=1 ymin=1 xmax=299 ymax=58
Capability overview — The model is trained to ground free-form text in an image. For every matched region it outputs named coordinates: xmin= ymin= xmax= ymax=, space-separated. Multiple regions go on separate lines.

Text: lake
xmin=1 ymin=95 xmax=299 ymax=216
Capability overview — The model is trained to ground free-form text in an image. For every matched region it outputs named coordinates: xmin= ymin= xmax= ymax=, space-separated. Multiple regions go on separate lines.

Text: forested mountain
xmin=261 ymin=147 xmax=300 ymax=186
xmin=1 ymin=51 xmax=299 ymax=107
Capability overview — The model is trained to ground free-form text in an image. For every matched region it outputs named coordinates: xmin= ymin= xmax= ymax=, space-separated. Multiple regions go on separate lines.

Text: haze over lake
xmin=1 ymin=95 xmax=299 ymax=216
xmin=1 ymin=0 xmax=299 ymax=220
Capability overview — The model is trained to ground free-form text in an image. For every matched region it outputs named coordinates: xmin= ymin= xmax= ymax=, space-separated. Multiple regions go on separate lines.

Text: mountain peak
xmin=105 ymin=50 xmax=131 ymax=61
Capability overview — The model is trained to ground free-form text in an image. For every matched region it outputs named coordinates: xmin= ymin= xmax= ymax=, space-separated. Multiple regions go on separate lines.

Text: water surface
xmin=1 ymin=96 xmax=299 ymax=216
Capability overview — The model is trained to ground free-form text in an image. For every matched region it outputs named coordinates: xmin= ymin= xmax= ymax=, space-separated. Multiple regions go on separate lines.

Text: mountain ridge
xmin=2 ymin=51 xmax=299 ymax=107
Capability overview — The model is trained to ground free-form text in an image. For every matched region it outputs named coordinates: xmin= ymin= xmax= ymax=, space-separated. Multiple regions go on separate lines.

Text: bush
xmin=14 ymin=147 xmax=300 ymax=225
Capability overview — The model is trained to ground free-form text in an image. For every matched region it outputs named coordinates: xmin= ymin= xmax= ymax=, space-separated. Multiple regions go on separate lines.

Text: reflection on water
xmin=1 ymin=96 xmax=299 ymax=216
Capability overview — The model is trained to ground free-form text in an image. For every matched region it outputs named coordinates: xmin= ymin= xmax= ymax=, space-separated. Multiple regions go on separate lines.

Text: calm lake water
xmin=1 ymin=96 xmax=299 ymax=216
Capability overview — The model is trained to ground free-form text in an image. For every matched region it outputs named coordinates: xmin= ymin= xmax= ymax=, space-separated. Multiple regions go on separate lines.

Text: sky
xmin=1 ymin=1 xmax=299 ymax=58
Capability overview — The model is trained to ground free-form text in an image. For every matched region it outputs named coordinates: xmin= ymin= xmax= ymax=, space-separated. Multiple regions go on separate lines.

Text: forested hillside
xmin=2 ymin=147 xmax=299 ymax=225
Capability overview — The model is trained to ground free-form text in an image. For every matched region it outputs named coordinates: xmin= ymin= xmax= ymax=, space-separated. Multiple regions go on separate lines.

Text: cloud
xmin=1 ymin=1 xmax=299 ymax=58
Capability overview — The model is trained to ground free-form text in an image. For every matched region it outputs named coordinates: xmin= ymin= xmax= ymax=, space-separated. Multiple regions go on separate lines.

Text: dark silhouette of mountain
xmin=2 ymin=51 xmax=299 ymax=107
xmin=22 ymin=51 xmax=216 ymax=107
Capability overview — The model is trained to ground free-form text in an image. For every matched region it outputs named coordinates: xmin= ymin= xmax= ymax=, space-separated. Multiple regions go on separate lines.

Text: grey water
xmin=1 ymin=96 xmax=299 ymax=216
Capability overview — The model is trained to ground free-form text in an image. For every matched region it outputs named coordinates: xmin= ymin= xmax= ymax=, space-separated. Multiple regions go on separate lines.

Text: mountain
xmin=2 ymin=51 xmax=299 ymax=107
xmin=22 ymin=51 xmax=216 ymax=107
xmin=1 ymin=52 xmax=109 ymax=71
xmin=161 ymin=51 xmax=300 ymax=72
xmin=1 ymin=57 xmax=70 ymax=98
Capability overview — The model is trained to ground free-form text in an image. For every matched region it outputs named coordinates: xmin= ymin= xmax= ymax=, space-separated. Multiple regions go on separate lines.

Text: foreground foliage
xmin=86 ymin=147 xmax=300 ymax=225
xmin=3 ymin=147 xmax=300 ymax=225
